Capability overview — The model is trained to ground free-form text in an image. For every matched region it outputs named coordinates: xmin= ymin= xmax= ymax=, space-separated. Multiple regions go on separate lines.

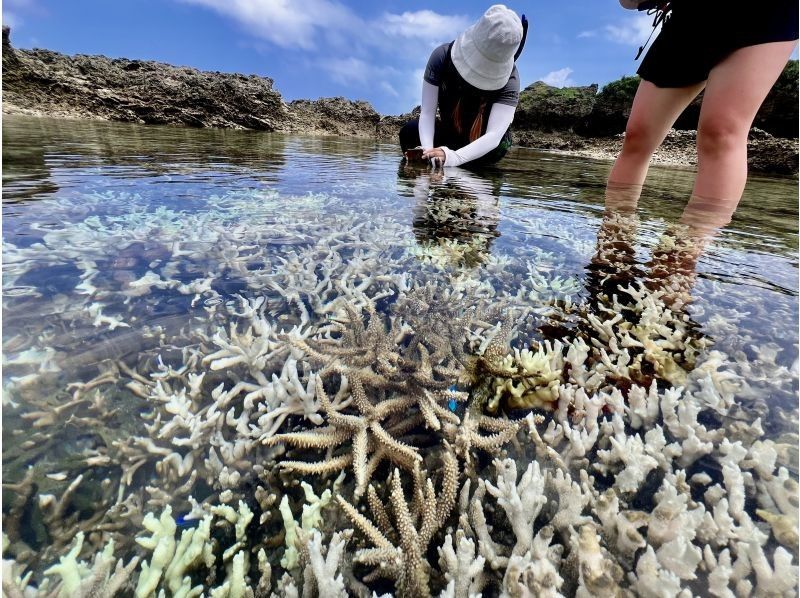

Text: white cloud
xmin=180 ymin=0 xmax=468 ymax=52
xmin=181 ymin=0 xmax=353 ymax=49
xmin=321 ymin=57 xmax=373 ymax=85
xmin=541 ymin=67 xmax=575 ymax=88
xmin=178 ymin=0 xmax=470 ymax=113
xmin=604 ymin=14 xmax=659 ymax=45
xmin=577 ymin=14 xmax=660 ymax=46
xmin=380 ymin=10 xmax=470 ymax=43
xmin=318 ymin=56 xmax=401 ymax=94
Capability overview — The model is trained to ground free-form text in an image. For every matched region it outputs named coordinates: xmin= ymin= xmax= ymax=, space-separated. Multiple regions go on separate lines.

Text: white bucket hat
xmin=451 ymin=5 xmax=523 ymax=91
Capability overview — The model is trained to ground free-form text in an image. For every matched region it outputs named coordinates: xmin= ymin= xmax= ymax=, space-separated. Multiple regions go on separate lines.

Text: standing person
xmin=608 ymin=0 xmax=798 ymax=217
xmin=399 ymin=4 xmax=527 ymax=168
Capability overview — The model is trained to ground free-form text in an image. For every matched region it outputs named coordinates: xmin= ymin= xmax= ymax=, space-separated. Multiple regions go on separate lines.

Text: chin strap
xmin=514 ymin=14 xmax=528 ymax=62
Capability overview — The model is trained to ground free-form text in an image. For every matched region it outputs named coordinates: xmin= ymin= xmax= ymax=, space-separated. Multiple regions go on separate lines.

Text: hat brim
xmin=452 ymin=26 xmax=514 ymax=91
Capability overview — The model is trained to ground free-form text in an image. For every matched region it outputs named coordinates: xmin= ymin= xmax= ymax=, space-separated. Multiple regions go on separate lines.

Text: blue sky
xmin=3 ymin=0 xmax=782 ymax=115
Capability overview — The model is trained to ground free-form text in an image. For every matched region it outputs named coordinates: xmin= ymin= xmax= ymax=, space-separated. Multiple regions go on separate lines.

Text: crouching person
xmin=400 ymin=4 xmax=527 ymax=168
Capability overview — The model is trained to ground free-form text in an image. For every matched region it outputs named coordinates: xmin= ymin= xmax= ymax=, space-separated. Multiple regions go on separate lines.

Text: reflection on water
xmin=399 ymin=164 xmax=501 ymax=268
xmin=2 ymin=115 xmax=798 ymax=597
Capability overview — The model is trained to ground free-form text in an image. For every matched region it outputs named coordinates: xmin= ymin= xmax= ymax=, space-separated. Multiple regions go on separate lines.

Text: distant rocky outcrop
xmin=755 ymin=60 xmax=799 ymax=138
xmin=2 ymin=27 xmax=287 ymax=130
xmin=284 ymin=97 xmax=380 ymax=137
xmin=545 ymin=128 xmax=798 ymax=176
xmin=520 ymin=66 xmax=798 ymax=140
xmin=1 ymin=26 xmax=379 ymax=137
xmin=3 ymin=27 xmax=797 ymax=174
xmin=514 ymin=81 xmax=598 ymax=132
xmin=576 ymin=75 xmax=641 ymax=137
xmin=377 ymin=106 xmax=420 ymax=140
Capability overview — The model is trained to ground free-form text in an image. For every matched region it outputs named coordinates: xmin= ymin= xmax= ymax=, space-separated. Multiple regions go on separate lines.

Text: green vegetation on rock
xmin=579 ymin=75 xmax=640 ymax=137
xmin=515 ymin=81 xmax=598 ymax=132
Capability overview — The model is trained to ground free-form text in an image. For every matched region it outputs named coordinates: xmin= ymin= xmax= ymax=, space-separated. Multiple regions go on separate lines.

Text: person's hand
xmin=422 ymin=147 xmax=446 ymax=168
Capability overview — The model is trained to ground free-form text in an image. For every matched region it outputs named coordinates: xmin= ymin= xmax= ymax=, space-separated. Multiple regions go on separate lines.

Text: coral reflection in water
xmin=2 ymin=119 xmax=798 ymax=597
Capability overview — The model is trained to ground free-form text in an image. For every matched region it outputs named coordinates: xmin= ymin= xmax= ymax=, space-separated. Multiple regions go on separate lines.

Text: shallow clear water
xmin=3 ymin=115 xmax=798 ymax=596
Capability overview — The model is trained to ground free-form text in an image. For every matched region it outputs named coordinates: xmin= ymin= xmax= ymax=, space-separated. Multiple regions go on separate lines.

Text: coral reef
xmin=2 ymin=176 xmax=797 ymax=598
xmin=337 ymin=450 xmax=458 ymax=597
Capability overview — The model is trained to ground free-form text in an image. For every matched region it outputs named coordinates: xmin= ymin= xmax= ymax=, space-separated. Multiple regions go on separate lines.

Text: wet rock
xmin=747 ymin=129 xmax=799 ymax=175
xmin=512 ymin=130 xmax=589 ymax=152
xmin=514 ymin=128 xmax=798 ymax=175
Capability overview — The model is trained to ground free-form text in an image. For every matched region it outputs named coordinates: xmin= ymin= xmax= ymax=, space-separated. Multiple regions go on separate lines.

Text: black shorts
xmin=638 ymin=0 xmax=799 ymax=88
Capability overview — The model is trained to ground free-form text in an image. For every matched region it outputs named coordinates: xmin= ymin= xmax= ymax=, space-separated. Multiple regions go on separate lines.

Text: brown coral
xmin=337 ymin=448 xmax=459 ymax=597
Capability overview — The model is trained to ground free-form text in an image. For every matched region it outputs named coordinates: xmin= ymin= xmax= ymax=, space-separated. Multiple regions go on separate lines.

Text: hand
xmin=422 ymin=147 xmax=446 ymax=168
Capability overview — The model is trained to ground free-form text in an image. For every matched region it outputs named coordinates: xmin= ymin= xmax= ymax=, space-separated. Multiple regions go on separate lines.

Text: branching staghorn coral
xmin=336 ymin=448 xmax=458 ymax=597
xmin=267 ymin=293 xmax=520 ymax=495
xmin=276 ymin=529 xmax=352 ymax=598
xmin=453 ymin=457 xmax=573 ymax=596
xmin=279 ymin=473 xmax=344 ymax=572
xmin=7 ymin=532 xmax=140 ymax=598
xmin=106 ymin=295 xmax=333 ymax=509
xmin=444 ymin=410 xmax=522 ymax=473
xmin=130 ymin=501 xmax=265 ymax=597
xmin=265 ymin=374 xmax=425 ymax=498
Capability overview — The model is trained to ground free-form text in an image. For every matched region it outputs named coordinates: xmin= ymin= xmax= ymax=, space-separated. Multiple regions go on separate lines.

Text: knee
xmin=697 ymin=116 xmax=748 ymax=158
xmin=620 ymin=118 xmax=659 ymax=157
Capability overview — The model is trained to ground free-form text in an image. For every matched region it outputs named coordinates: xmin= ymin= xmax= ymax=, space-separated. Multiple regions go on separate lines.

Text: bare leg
xmin=692 ymin=40 xmax=798 ymax=204
xmin=608 ymin=79 xmax=705 ymax=188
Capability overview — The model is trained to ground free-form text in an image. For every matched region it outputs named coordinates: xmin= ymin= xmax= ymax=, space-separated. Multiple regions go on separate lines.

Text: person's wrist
xmin=441 ymin=147 xmax=459 ymax=167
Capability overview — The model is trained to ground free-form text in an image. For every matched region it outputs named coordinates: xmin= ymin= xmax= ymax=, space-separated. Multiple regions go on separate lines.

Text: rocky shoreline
xmin=3 ymin=27 xmax=797 ymax=174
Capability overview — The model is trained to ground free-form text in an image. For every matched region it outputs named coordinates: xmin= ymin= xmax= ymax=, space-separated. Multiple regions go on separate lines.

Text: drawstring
xmin=635 ymin=2 xmax=672 ymax=60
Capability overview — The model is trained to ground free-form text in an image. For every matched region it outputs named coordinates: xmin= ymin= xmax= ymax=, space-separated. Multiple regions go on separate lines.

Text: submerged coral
xmin=2 ymin=179 xmax=797 ymax=597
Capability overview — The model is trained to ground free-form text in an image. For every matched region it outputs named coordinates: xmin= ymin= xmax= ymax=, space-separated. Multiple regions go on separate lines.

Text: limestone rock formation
xmin=284 ymin=97 xmax=381 ymax=137
xmin=2 ymin=27 xmax=286 ymax=130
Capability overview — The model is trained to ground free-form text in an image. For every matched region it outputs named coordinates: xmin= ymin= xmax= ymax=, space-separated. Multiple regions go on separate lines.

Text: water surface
xmin=3 ymin=115 xmax=798 ymax=596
